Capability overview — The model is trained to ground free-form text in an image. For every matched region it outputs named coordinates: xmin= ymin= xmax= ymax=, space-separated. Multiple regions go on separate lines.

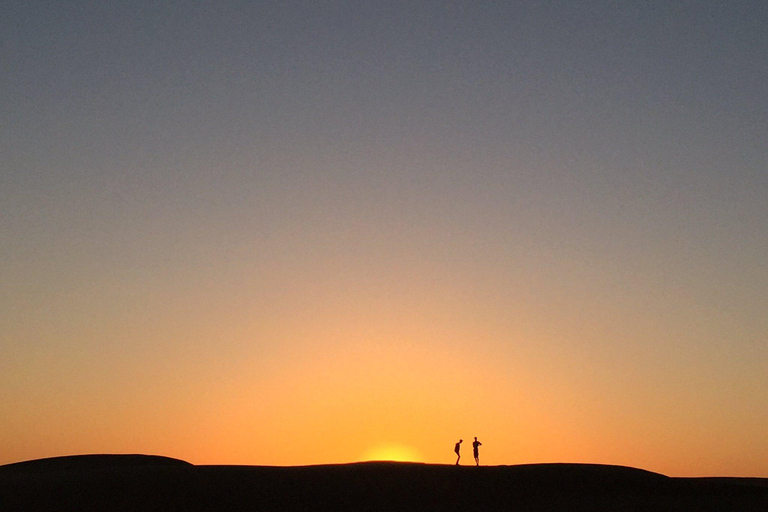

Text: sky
xmin=1 ymin=1 xmax=767 ymax=477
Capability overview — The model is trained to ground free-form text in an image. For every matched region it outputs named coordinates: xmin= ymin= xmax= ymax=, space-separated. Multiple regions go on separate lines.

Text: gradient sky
xmin=2 ymin=1 xmax=767 ymax=476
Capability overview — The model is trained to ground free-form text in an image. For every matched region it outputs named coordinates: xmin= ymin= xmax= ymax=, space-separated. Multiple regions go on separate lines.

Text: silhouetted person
xmin=472 ymin=437 xmax=482 ymax=466
xmin=454 ymin=439 xmax=462 ymax=465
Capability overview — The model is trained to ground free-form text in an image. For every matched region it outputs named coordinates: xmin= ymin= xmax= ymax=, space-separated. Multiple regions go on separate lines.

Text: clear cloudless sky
xmin=1 ymin=1 xmax=767 ymax=476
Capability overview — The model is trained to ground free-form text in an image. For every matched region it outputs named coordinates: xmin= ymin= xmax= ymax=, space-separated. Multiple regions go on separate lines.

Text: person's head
xmin=459 ymin=439 xmax=463 ymax=443
xmin=474 ymin=437 xmax=477 ymax=441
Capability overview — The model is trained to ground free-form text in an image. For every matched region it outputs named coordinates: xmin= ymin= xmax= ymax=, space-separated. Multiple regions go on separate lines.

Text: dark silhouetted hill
xmin=0 ymin=454 xmax=191 ymax=473
xmin=2 ymin=456 xmax=767 ymax=511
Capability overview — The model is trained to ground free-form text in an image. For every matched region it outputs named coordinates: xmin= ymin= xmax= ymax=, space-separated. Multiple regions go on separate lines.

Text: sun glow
xmin=362 ymin=444 xmax=423 ymax=463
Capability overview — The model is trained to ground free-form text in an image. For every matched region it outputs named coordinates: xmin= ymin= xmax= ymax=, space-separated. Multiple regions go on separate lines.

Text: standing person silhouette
xmin=472 ymin=437 xmax=482 ymax=466
xmin=454 ymin=439 xmax=462 ymax=465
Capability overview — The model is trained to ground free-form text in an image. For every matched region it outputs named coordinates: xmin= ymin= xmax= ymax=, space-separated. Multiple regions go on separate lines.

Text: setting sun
xmin=361 ymin=444 xmax=423 ymax=463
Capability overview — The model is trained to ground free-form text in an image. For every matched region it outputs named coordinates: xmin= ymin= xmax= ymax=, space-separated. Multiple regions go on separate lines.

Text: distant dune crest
xmin=0 ymin=454 xmax=192 ymax=473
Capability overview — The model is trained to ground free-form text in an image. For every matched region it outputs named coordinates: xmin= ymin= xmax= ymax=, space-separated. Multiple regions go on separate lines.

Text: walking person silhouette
xmin=454 ymin=439 xmax=462 ymax=465
xmin=472 ymin=437 xmax=482 ymax=466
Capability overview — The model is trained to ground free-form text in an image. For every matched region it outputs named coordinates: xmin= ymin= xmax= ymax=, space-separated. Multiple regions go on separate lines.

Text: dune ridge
xmin=0 ymin=454 xmax=191 ymax=473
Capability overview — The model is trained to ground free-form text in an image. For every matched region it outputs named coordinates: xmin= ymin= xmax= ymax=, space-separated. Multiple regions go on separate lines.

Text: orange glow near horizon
xmin=3 ymin=318 xmax=768 ymax=477
xmin=3 ymin=321 xmax=768 ymax=477
xmin=362 ymin=444 xmax=423 ymax=463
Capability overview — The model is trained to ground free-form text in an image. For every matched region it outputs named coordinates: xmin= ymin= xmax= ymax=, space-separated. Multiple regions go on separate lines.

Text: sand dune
xmin=2 ymin=455 xmax=767 ymax=511
xmin=0 ymin=454 xmax=192 ymax=473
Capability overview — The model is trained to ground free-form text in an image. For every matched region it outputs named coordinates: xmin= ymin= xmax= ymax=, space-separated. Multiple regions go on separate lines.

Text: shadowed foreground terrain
xmin=2 ymin=455 xmax=768 ymax=511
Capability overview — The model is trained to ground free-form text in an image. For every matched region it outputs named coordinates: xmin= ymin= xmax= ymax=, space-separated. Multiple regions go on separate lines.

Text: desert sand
xmin=2 ymin=454 xmax=767 ymax=511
